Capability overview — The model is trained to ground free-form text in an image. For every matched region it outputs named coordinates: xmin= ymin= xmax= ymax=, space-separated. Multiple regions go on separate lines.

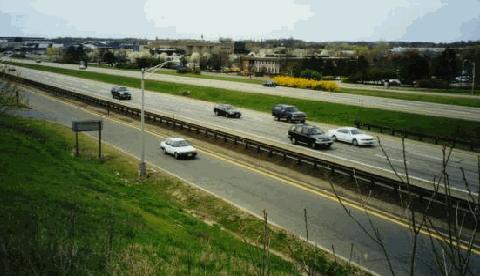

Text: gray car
xmin=111 ymin=86 xmax=132 ymax=100
xmin=272 ymin=104 xmax=306 ymax=123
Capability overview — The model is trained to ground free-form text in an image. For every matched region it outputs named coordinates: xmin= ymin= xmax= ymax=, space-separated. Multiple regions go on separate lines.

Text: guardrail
xmin=355 ymin=120 xmax=479 ymax=152
xmin=5 ymin=73 xmax=478 ymax=214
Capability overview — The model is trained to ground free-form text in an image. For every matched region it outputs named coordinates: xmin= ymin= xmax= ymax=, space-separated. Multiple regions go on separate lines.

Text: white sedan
xmin=327 ymin=127 xmax=376 ymax=146
xmin=160 ymin=138 xmax=197 ymax=159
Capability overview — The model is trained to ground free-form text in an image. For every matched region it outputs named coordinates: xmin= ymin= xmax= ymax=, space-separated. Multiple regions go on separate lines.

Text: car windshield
xmin=172 ymin=140 xmax=189 ymax=147
xmin=224 ymin=105 xmax=233 ymax=110
xmin=350 ymin=129 xmax=363 ymax=135
xmin=118 ymin=87 xmax=127 ymax=92
xmin=308 ymin=128 xmax=323 ymax=135
xmin=285 ymin=107 xmax=298 ymax=112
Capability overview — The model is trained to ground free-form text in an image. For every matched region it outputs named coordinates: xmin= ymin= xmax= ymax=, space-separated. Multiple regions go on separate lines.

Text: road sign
xmin=72 ymin=120 xmax=102 ymax=132
xmin=72 ymin=120 xmax=103 ymax=159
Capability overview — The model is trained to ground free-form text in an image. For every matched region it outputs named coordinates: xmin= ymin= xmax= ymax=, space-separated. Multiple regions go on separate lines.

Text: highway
xmin=10 ymin=91 xmax=480 ymax=276
xmin=11 ymin=66 xmax=480 ymax=197
xmin=6 ymin=58 xmax=480 ymax=122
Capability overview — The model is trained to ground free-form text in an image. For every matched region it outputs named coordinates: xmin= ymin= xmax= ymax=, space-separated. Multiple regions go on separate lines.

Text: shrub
xmin=345 ymin=72 xmax=363 ymax=83
xmin=321 ymin=76 xmax=336 ymax=80
xmin=415 ymin=79 xmax=448 ymax=89
xmin=176 ymin=68 xmax=189 ymax=74
xmin=272 ymin=76 xmax=340 ymax=92
xmin=310 ymin=71 xmax=322 ymax=80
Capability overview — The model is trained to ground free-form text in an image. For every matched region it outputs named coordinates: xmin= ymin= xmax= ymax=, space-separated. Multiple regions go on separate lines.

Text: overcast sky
xmin=1 ymin=0 xmax=479 ymax=42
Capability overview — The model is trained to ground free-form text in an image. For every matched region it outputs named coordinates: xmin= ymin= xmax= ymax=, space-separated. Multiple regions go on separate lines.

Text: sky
xmin=1 ymin=0 xmax=479 ymax=42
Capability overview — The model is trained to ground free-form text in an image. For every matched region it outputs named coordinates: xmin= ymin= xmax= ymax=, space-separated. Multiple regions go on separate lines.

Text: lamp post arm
xmin=144 ymin=55 xmax=184 ymax=78
xmin=138 ymin=55 xmax=183 ymax=178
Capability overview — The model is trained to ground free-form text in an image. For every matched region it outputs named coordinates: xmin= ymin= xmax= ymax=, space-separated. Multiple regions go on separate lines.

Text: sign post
xmin=72 ymin=120 xmax=103 ymax=160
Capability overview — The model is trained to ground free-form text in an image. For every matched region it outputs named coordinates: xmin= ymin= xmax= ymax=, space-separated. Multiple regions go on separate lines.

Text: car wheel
xmin=174 ymin=152 xmax=179 ymax=160
xmin=162 ymin=148 xmax=167 ymax=154
xmin=214 ymin=111 xmax=219 ymax=116
xmin=309 ymin=141 xmax=315 ymax=149
xmin=301 ymin=120 xmax=305 ymax=123
xmin=332 ymin=135 xmax=337 ymax=142
xmin=287 ymin=117 xmax=292 ymax=123
xmin=352 ymin=139 xmax=358 ymax=146
xmin=291 ymin=138 xmax=297 ymax=145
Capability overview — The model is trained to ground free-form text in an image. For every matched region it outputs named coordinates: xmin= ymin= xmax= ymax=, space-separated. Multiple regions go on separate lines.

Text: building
xmin=239 ymin=55 xmax=351 ymax=75
xmin=149 ymin=39 xmax=234 ymax=55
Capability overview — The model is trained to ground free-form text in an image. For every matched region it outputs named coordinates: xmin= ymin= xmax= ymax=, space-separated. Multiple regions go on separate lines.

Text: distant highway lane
xmin=11 ymin=67 xmax=480 ymax=198
xmin=10 ymin=91 xmax=480 ymax=276
xmin=7 ymin=58 xmax=480 ymax=122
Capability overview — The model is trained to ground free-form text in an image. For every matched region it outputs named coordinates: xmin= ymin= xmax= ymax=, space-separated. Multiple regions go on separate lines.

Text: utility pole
xmin=472 ymin=62 xmax=476 ymax=95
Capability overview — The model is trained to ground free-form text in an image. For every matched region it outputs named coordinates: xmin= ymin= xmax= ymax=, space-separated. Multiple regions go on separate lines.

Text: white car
xmin=327 ymin=127 xmax=376 ymax=146
xmin=160 ymin=138 xmax=197 ymax=159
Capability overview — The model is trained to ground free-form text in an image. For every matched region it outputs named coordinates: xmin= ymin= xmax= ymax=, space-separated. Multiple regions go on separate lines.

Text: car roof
xmin=337 ymin=127 xmax=359 ymax=131
xmin=275 ymin=104 xmax=294 ymax=107
xmin=168 ymin=138 xmax=186 ymax=142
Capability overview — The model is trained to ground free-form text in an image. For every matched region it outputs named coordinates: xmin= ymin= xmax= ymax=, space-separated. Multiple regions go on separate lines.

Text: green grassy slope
xmin=0 ymin=116 xmax=359 ymax=275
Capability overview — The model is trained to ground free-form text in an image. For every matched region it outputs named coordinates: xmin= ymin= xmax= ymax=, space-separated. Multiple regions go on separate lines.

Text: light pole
xmin=472 ymin=61 xmax=476 ymax=95
xmin=139 ymin=57 xmax=182 ymax=178
xmin=464 ymin=59 xmax=476 ymax=95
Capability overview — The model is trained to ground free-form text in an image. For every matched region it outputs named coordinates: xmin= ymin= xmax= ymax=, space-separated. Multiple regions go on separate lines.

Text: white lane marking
xmin=374 ymin=154 xmax=410 ymax=164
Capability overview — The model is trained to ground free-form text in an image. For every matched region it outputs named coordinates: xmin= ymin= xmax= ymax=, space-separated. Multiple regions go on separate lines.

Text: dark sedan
xmin=214 ymin=104 xmax=241 ymax=118
xmin=288 ymin=123 xmax=334 ymax=149
xmin=111 ymin=86 xmax=132 ymax=100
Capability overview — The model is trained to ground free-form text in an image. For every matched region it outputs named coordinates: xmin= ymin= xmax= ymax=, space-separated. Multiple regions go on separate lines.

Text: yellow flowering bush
xmin=272 ymin=76 xmax=340 ymax=92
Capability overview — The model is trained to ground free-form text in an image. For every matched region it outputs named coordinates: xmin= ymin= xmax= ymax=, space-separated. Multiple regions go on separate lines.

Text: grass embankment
xmin=8 ymin=63 xmax=480 ymax=144
xmin=0 ymin=116 xmax=362 ymax=275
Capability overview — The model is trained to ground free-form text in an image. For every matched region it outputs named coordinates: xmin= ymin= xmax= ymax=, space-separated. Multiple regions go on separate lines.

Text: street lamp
xmin=471 ymin=61 xmax=476 ymax=95
xmin=139 ymin=56 xmax=182 ymax=178
xmin=464 ymin=59 xmax=476 ymax=95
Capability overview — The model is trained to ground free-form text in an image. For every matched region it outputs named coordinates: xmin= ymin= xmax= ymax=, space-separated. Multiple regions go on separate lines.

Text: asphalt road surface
xmin=6 ymin=58 xmax=480 ymax=122
xmin=9 ymin=91 xmax=480 ymax=276
xmin=11 ymin=67 xmax=480 ymax=197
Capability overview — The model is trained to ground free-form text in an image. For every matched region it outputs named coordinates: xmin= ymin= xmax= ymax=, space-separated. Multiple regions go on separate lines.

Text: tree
xmin=356 ymin=55 xmax=369 ymax=75
xmin=435 ymin=47 xmax=458 ymax=86
xmin=114 ymin=49 xmax=127 ymax=64
xmin=103 ymin=51 xmax=115 ymax=65
xmin=323 ymin=59 xmax=335 ymax=76
xmin=0 ymin=71 xmax=26 ymax=115
xmin=62 ymin=45 xmax=86 ymax=64
xmin=463 ymin=45 xmax=480 ymax=86
xmin=331 ymin=139 xmax=480 ymax=276
xmin=200 ymin=55 xmax=209 ymax=70
xmin=395 ymin=50 xmax=430 ymax=82
xmin=334 ymin=59 xmax=346 ymax=76
xmin=209 ymin=54 xmax=222 ymax=71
